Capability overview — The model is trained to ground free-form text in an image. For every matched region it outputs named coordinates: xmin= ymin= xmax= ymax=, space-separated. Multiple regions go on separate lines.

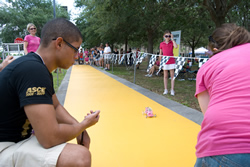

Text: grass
xmin=52 ymin=69 xmax=67 ymax=93
xmin=107 ymin=59 xmax=201 ymax=112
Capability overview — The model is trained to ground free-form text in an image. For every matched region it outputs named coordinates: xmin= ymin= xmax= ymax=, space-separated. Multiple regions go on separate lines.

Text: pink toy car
xmin=142 ymin=107 xmax=156 ymax=118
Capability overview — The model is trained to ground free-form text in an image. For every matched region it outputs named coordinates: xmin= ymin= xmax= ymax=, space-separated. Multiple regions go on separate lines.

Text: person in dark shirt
xmin=0 ymin=18 xmax=100 ymax=167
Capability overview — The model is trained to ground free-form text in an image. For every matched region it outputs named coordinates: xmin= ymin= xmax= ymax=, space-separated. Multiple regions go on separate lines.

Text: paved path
xmin=57 ymin=66 xmax=203 ymax=125
xmin=56 ymin=65 xmax=203 ymax=167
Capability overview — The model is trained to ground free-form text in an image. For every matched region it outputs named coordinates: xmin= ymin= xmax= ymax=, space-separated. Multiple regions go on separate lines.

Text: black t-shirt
xmin=0 ymin=52 xmax=54 ymax=142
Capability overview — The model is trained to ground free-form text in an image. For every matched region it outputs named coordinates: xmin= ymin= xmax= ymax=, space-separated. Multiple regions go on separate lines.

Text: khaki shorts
xmin=104 ymin=58 xmax=111 ymax=64
xmin=0 ymin=135 xmax=66 ymax=167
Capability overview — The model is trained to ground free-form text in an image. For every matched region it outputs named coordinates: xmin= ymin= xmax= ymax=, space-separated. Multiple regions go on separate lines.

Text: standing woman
xmin=159 ymin=30 xmax=178 ymax=95
xmin=24 ymin=23 xmax=40 ymax=55
xmin=195 ymin=24 xmax=250 ymax=166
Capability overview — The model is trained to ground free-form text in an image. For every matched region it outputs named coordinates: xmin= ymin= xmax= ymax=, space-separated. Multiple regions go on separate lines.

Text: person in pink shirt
xmin=159 ymin=30 xmax=178 ymax=96
xmin=84 ymin=55 xmax=90 ymax=65
xmin=84 ymin=48 xmax=89 ymax=58
xmin=24 ymin=23 xmax=40 ymax=55
xmin=195 ymin=23 xmax=250 ymax=166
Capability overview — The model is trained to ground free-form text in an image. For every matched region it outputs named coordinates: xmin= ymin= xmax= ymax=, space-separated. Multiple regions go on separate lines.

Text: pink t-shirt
xmin=159 ymin=41 xmax=175 ymax=64
xmin=155 ymin=60 xmax=160 ymax=66
xmin=84 ymin=51 xmax=89 ymax=57
xmin=195 ymin=43 xmax=250 ymax=158
xmin=24 ymin=35 xmax=40 ymax=53
xmin=85 ymin=57 xmax=89 ymax=62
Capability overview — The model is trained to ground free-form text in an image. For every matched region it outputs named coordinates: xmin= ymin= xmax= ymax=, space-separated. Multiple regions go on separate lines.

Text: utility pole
xmin=53 ymin=0 xmax=56 ymax=18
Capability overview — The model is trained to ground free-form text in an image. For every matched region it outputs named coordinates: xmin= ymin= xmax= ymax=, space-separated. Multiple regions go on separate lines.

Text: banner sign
xmin=171 ymin=30 xmax=181 ymax=57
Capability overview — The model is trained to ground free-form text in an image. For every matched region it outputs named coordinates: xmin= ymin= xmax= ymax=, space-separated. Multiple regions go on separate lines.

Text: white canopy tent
xmin=194 ymin=47 xmax=208 ymax=54
xmin=189 ymin=47 xmax=209 ymax=57
xmin=189 ymin=47 xmax=208 ymax=54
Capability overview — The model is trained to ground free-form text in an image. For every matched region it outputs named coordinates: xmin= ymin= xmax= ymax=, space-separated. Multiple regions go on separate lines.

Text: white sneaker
xmin=148 ymin=74 xmax=152 ymax=77
xmin=145 ymin=74 xmax=149 ymax=77
xmin=163 ymin=90 xmax=168 ymax=95
xmin=170 ymin=90 xmax=175 ymax=96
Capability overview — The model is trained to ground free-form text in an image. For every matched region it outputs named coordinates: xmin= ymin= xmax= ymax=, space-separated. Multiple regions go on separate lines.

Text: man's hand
xmin=82 ymin=110 xmax=100 ymax=129
xmin=77 ymin=110 xmax=100 ymax=148
xmin=77 ymin=130 xmax=90 ymax=149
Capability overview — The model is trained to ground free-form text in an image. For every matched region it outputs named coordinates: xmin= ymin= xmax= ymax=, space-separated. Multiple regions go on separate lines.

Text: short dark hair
xmin=40 ymin=18 xmax=82 ymax=47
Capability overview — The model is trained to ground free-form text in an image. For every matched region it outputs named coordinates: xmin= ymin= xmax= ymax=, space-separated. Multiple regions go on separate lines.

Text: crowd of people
xmin=76 ymin=43 xmax=140 ymax=71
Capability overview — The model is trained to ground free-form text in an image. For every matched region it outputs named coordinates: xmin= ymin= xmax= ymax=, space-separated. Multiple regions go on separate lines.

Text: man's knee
xmin=76 ymin=148 xmax=91 ymax=167
xmin=57 ymin=144 xmax=91 ymax=167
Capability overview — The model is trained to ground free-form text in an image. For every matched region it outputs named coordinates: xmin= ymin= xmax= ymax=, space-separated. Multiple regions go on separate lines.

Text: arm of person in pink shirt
xmin=197 ymin=90 xmax=210 ymax=115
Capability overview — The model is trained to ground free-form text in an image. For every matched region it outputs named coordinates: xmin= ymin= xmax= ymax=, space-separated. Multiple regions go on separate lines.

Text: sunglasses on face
xmin=29 ymin=28 xmax=36 ymax=30
xmin=209 ymin=35 xmax=216 ymax=43
xmin=165 ymin=35 xmax=171 ymax=38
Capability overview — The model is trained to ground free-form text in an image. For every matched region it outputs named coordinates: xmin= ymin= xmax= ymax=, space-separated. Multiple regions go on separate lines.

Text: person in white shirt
xmin=104 ymin=42 xmax=111 ymax=70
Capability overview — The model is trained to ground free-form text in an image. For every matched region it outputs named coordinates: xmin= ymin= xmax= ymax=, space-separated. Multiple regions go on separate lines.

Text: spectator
xmin=84 ymin=55 xmax=90 ymax=65
xmin=0 ymin=18 xmax=100 ymax=167
xmin=194 ymin=23 xmax=250 ymax=166
xmin=159 ymin=30 xmax=178 ymax=96
xmin=24 ymin=23 xmax=40 ymax=55
xmin=120 ymin=48 xmax=124 ymax=54
xmin=0 ymin=55 xmax=14 ymax=72
xmin=99 ymin=46 xmax=104 ymax=68
xmin=127 ymin=48 xmax=133 ymax=66
xmin=104 ymin=42 xmax=111 ymax=70
xmin=78 ymin=48 xmax=84 ymax=64
xmin=145 ymin=57 xmax=160 ymax=77
xmin=113 ymin=48 xmax=119 ymax=55
xmin=84 ymin=48 xmax=89 ymax=58
xmin=94 ymin=48 xmax=100 ymax=66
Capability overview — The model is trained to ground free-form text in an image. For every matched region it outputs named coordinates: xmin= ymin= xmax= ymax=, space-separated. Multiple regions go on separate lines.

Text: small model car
xmin=142 ymin=107 xmax=156 ymax=118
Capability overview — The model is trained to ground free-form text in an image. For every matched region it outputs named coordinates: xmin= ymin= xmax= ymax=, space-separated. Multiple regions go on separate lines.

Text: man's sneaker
xmin=170 ymin=90 xmax=175 ymax=96
xmin=163 ymin=90 xmax=168 ymax=95
xmin=145 ymin=74 xmax=149 ymax=77
xmin=148 ymin=74 xmax=152 ymax=77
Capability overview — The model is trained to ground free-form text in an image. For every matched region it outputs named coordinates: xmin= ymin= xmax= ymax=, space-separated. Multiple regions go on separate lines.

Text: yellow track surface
xmin=64 ymin=65 xmax=201 ymax=167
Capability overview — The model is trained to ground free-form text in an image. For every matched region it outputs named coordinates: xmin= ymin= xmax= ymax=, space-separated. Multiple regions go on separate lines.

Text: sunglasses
xmin=29 ymin=28 xmax=36 ymax=30
xmin=52 ymin=38 xmax=79 ymax=53
xmin=165 ymin=35 xmax=171 ymax=38
xmin=208 ymin=35 xmax=216 ymax=43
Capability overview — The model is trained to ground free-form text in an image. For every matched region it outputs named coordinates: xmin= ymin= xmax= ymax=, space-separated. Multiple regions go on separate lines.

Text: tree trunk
xmin=192 ymin=47 xmax=195 ymax=57
xmin=202 ymin=0 xmax=240 ymax=27
xmin=147 ymin=29 xmax=154 ymax=66
xmin=147 ymin=29 xmax=154 ymax=54
xmin=125 ymin=38 xmax=128 ymax=53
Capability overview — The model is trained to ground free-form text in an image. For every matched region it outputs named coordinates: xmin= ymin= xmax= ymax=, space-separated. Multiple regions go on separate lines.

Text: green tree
xmin=227 ymin=0 xmax=249 ymax=31
xmin=0 ymin=0 xmax=69 ymax=43
xmin=75 ymin=0 xmax=246 ymax=56
xmin=177 ymin=4 xmax=214 ymax=57
xmin=201 ymin=0 xmax=240 ymax=27
xmin=75 ymin=0 xmax=192 ymax=54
